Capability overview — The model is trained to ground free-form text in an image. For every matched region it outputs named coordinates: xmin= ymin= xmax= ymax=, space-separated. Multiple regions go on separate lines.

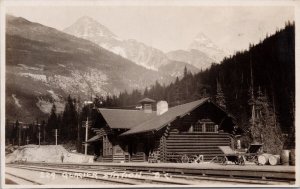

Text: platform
xmin=17 ymin=161 xmax=296 ymax=181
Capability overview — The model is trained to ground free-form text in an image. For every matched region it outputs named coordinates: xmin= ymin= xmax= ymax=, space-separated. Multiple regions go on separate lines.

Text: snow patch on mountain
xmin=112 ymin=46 xmax=127 ymax=57
xmin=18 ymin=64 xmax=43 ymax=71
xmin=19 ymin=73 xmax=47 ymax=83
xmin=36 ymin=98 xmax=53 ymax=114
xmin=12 ymin=94 xmax=21 ymax=108
xmin=47 ymin=69 xmax=108 ymax=97
xmin=63 ymin=16 xmax=171 ymax=71
xmin=36 ymin=97 xmax=65 ymax=114
xmin=57 ymin=63 xmax=66 ymax=68
xmin=189 ymin=32 xmax=227 ymax=62
xmin=47 ymin=90 xmax=60 ymax=101
xmin=64 ymin=16 xmax=120 ymax=41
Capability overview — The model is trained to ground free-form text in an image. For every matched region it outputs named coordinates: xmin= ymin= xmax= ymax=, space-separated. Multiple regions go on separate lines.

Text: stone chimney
xmin=156 ymin=101 xmax=168 ymax=115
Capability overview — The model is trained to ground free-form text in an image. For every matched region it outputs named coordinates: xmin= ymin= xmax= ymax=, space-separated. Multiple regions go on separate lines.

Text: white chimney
xmin=156 ymin=101 xmax=168 ymax=115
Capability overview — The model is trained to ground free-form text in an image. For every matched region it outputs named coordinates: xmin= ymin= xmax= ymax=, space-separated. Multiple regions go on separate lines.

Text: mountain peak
xmin=191 ymin=32 xmax=216 ymax=49
xmin=188 ymin=32 xmax=227 ymax=62
xmin=64 ymin=16 xmax=118 ymax=39
xmin=76 ymin=16 xmax=98 ymax=24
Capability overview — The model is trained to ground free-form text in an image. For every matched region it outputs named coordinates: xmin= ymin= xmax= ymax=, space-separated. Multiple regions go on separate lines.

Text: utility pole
xmin=83 ymin=101 xmax=93 ymax=156
xmin=43 ymin=122 xmax=46 ymax=144
xmin=39 ymin=131 xmax=41 ymax=146
xmin=54 ymin=129 xmax=58 ymax=146
xmin=84 ymin=117 xmax=89 ymax=155
xmin=38 ymin=125 xmax=41 ymax=147
xmin=18 ymin=122 xmax=21 ymax=146
xmin=77 ymin=96 xmax=81 ymax=153
xmin=26 ymin=136 xmax=29 ymax=145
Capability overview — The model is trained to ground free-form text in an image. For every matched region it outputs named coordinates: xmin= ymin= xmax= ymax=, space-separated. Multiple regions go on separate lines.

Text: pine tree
xmin=62 ymin=95 xmax=78 ymax=142
xmin=215 ymin=79 xmax=226 ymax=109
xmin=249 ymin=87 xmax=283 ymax=153
xmin=257 ymin=88 xmax=283 ymax=153
xmin=183 ymin=66 xmax=188 ymax=78
xmin=46 ymin=104 xmax=58 ymax=143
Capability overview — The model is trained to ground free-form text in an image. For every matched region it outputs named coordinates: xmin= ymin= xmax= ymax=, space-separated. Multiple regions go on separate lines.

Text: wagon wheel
xmin=221 ymin=156 xmax=228 ymax=165
xmin=238 ymin=155 xmax=246 ymax=166
xmin=189 ymin=155 xmax=197 ymax=163
xmin=253 ymin=156 xmax=259 ymax=165
xmin=181 ymin=154 xmax=189 ymax=163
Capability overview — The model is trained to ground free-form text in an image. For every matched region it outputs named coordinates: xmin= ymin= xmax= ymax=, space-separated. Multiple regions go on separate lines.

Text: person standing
xmin=61 ymin=153 xmax=64 ymax=163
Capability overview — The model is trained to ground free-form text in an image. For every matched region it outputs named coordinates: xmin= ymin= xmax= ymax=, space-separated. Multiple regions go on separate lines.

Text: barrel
xmin=258 ymin=153 xmax=272 ymax=165
xmin=290 ymin=149 xmax=295 ymax=166
xmin=269 ymin=155 xmax=280 ymax=166
xmin=281 ymin=150 xmax=290 ymax=165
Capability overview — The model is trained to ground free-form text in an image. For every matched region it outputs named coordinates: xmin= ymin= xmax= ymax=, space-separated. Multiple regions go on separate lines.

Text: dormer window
xmin=190 ymin=119 xmax=218 ymax=133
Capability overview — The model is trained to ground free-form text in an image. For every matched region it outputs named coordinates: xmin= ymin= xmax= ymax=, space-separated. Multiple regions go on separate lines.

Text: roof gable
xmin=138 ymin=98 xmax=156 ymax=104
xmin=97 ymin=108 xmax=156 ymax=129
xmin=121 ymin=97 xmax=211 ymax=136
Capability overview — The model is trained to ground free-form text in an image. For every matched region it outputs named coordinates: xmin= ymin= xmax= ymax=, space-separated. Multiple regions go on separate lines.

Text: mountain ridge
xmin=63 ymin=16 xmax=220 ymax=73
xmin=6 ymin=15 xmax=173 ymax=122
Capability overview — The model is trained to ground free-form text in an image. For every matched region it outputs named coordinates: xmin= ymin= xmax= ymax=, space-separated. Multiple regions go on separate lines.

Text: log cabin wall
xmin=163 ymin=129 xmax=231 ymax=161
xmin=158 ymin=103 xmax=233 ymax=162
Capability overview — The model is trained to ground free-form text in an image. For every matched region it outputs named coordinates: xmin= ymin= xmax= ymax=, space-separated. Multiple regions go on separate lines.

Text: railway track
xmin=6 ymin=162 xmax=294 ymax=185
xmin=5 ymin=172 xmax=43 ymax=185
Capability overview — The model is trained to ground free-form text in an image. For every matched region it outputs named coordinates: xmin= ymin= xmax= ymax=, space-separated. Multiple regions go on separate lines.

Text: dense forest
xmin=6 ymin=22 xmax=295 ymax=152
xmin=96 ymin=22 xmax=295 ymax=149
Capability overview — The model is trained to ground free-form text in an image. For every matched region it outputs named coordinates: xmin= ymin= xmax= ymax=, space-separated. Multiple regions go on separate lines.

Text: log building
xmin=88 ymin=97 xmax=236 ymax=162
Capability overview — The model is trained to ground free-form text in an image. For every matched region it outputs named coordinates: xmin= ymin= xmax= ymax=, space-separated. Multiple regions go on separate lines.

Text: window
xmin=194 ymin=121 xmax=203 ymax=132
xmin=205 ymin=123 xmax=215 ymax=132
xmin=192 ymin=120 xmax=218 ymax=133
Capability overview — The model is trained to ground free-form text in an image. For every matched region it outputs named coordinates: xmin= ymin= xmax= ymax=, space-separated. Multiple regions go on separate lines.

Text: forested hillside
xmin=97 ymin=22 xmax=295 ymax=147
xmin=7 ymin=22 xmax=294 ymax=152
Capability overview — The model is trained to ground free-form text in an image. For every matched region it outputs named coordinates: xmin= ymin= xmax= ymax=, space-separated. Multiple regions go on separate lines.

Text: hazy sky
xmin=6 ymin=6 xmax=294 ymax=54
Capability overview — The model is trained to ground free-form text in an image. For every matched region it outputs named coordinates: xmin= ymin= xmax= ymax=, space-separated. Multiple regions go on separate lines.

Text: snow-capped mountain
xmin=64 ymin=16 xmax=227 ymax=72
xmin=167 ymin=33 xmax=228 ymax=69
xmin=6 ymin=15 xmax=173 ymax=122
xmin=166 ymin=49 xmax=216 ymax=70
xmin=189 ymin=32 xmax=227 ymax=62
xmin=66 ymin=16 xmax=119 ymax=40
xmin=64 ymin=16 xmax=170 ymax=71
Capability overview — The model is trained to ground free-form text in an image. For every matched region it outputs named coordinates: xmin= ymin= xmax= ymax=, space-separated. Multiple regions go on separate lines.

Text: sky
xmin=6 ymin=5 xmax=294 ymax=55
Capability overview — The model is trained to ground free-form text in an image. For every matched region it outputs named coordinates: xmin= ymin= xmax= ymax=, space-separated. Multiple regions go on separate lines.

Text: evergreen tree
xmin=215 ymin=78 xmax=226 ymax=109
xmin=16 ymin=120 xmax=20 ymax=146
xmin=46 ymin=104 xmax=59 ymax=143
xmin=61 ymin=95 xmax=78 ymax=142
xmin=249 ymin=87 xmax=283 ymax=153
xmin=183 ymin=66 xmax=188 ymax=78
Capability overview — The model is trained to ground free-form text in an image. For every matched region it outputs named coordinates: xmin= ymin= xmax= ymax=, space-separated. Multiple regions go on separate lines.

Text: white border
xmin=1 ymin=0 xmax=299 ymax=188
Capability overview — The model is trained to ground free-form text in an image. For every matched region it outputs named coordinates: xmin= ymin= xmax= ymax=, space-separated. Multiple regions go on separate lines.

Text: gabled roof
xmin=97 ymin=108 xmax=156 ymax=129
xmin=121 ymin=98 xmax=210 ymax=136
xmin=138 ymin=98 xmax=156 ymax=104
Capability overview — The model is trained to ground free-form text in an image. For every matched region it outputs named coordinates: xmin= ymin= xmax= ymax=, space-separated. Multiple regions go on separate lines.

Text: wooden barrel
xmin=290 ymin=149 xmax=295 ymax=166
xmin=281 ymin=150 xmax=290 ymax=165
xmin=269 ymin=155 xmax=280 ymax=166
xmin=258 ymin=153 xmax=272 ymax=165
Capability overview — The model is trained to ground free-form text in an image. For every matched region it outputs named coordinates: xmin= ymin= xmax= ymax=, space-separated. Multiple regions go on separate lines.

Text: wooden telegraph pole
xmin=54 ymin=129 xmax=58 ymax=145
xmin=18 ymin=123 xmax=21 ymax=146
xmin=84 ymin=118 xmax=89 ymax=155
xmin=38 ymin=126 xmax=41 ymax=147
xmin=82 ymin=101 xmax=93 ymax=156
xmin=26 ymin=136 xmax=29 ymax=145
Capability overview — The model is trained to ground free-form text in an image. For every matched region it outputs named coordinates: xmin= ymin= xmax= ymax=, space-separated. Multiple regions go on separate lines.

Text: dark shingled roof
xmin=86 ymin=135 xmax=101 ymax=143
xmin=98 ymin=108 xmax=156 ymax=129
xmin=121 ymin=98 xmax=210 ymax=136
xmin=138 ymin=98 xmax=156 ymax=104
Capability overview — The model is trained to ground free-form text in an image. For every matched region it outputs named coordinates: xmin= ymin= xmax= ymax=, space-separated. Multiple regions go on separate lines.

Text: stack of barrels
xmin=257 ymin=149 xmax=295 ymax=166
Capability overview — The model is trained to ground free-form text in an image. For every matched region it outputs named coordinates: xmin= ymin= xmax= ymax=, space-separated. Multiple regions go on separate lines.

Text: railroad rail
xmin=6 ymin=162 xmax=295 ymax=185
